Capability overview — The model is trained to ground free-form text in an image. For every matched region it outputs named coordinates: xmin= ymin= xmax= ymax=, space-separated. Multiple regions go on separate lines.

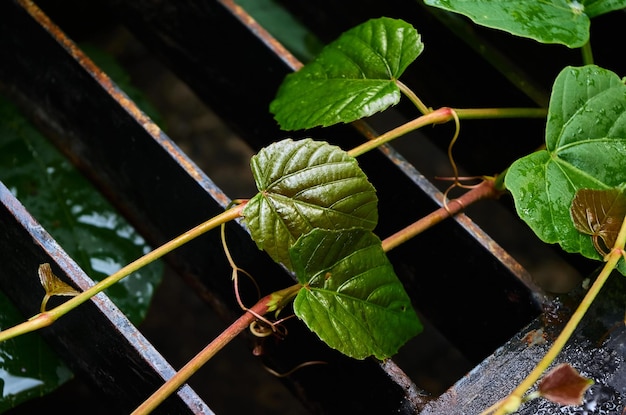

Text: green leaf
xmin=290 ymin=228 xmax=422 ymax=360
xmin=505 ymin=65 xmax=626 ymax=273
xmin=270 ymin=17 xmax=423 ymax=130
xmin=243 ymin=138 xmax=378 ymax=270
xmin=584 ymin=0 xmax=626 ymax=18
xmin=424 ymin=0 xmax=626 ymax=48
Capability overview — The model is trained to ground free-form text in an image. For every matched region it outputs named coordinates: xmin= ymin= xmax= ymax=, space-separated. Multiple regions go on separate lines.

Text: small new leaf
xmin=38 ymin=263 xmax=80 ymax=312
xmin=571 ymin=188 xmax=626 ymax=256
xmin=538 ymin=363 xmax=593 ymax=406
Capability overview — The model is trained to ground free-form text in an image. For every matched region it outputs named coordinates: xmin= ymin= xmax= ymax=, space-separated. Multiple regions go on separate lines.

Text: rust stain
xmin=455 ymin=213 xmax=540 ymax=293
xmin=157 ymin=139 xmax=231 ymax=206
xmin=18 ymin=0 xmax=234 ymax=209
xmin=522 ymin=328 xmax=546 ymax=346
xmin=219 ymin=0 xmax=303 ymax=71
xmin=19 ymin=0 xmax=161 ymax=138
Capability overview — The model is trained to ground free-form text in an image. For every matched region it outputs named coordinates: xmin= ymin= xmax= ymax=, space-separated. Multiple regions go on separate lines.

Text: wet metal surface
xmin=421 ymin=274 xmax=626 ymax=414
xmin=0 ymin=181 xmax=212 ymax=414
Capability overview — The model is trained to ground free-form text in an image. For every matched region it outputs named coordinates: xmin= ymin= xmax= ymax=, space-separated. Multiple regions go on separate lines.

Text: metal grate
xmin=1 ymin=0 xmax=624 ymax=413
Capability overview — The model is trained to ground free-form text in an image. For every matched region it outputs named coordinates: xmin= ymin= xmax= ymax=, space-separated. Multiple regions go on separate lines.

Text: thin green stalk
xmin=453 ymin=107 xmax=547 ymax=119
xmin=397 ymin=79 xmax=431 ymax=115
xmin=581 ymin=40 xmax=594 ymax=66
xmin=347 ymin=106 xmax=546 ymax=159
xmin=487 ymin=215 xmax=626 ymax=415
xmin=348 ymin=107 xmax=455 ymax=157
xmin=0 ymin=203 xmax=246 ymax=343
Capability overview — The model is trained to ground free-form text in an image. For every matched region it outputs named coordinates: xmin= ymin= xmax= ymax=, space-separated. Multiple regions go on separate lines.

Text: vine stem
xmin=0 ymin=203 xmax=246 ymax=344
xmin=132 ymin=141 xmax=501 ymax=413
xmin=397 ymin=79 xmax=431 ymax=114
xmin=381 ymin=178 xmax=503 ymax=252
xmin=130 ymin=108 xmax=537 ymax=411
xmin=347 ymin=106 xmax=546 ymax=159
xmin=131 ymin=294 xmax=271 ymax=415
xmin=348 ymin=107 xmax=454 ymax=158
xmin=453 ymin=107 xmax=547 ymax=119
xmin=581 ymin=40 xmax=594 ymax=66
xmin=486 ymin=215 xmax=626 ymax=415
xmin=132 ymin=283 xmax=301 ymax=415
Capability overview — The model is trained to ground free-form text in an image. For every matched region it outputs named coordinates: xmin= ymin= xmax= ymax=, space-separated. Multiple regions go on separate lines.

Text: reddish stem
xmin=382 ymin=179 xmax=503 ymax=252
xmin=132 ymin=292 xmax=273 ymax=415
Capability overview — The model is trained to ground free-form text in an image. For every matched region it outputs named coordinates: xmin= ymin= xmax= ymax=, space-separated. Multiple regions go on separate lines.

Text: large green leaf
xmin=424 ymin=0 xmax=626 ymax=48
xmin=270 ymin=17 xmax=423 ymax=130
xmin=290 ymin=228 xmax=422 ymax=360
xmin=505 ymin=65 xmax=626 ymax=272
xmin=243 ymin=138 xmax=378 ymax=270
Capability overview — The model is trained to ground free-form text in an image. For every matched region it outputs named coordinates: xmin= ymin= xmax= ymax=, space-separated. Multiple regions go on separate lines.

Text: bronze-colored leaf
xmin=538 ymin=363 xmax=593 ymax=406
xmin=570 ymin=188 xmax=626 ymax=256
xmin=38 ymin=263 xmax=80 ymax=312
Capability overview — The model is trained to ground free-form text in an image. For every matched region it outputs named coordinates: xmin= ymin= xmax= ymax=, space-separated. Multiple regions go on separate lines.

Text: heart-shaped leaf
xmin=243 ymin=139 xmax=378 ymax=270
xmin=290 ymin=228 xmax=422 ymax=360
xmin=270 ymin=17 xmax=423 ymax=130
xmin=539 ymin=363 xmax=593 ymax=406
xmin=505 ymin=65 xmax=626 ymax=273
xmin=571 ymin=188 xmax=626 ymax=256
xmin=424 ymin=0 xmax=626 ymax=48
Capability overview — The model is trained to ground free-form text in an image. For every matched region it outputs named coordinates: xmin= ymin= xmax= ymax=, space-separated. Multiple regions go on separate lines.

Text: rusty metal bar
xmin=0 ymin=182 xmax=212 ymax=414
